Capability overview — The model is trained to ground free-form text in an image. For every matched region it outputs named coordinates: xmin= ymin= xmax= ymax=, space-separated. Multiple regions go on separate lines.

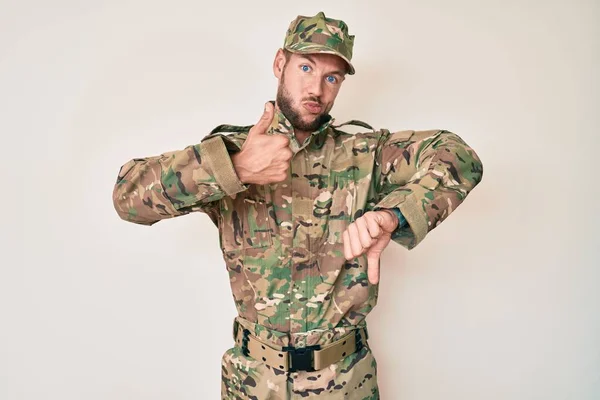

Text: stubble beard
xmin=276 ymin=70 xmax=330 ymax=132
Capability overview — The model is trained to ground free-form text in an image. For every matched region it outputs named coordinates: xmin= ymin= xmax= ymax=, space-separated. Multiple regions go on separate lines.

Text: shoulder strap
xmin=379 ymin=128 xmax=391 ymax=141
xmin=331 ymin=119 xmax=374 ymax=131
xmin=201 ymin=123 xmax=253 ymax=144
xmin=209 ymin=124 xmax=254 ymax=135
xmin=200 ymin=124 xmax=253 ymax=150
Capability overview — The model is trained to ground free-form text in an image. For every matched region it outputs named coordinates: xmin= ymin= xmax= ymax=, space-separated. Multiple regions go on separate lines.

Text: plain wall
xmin=2 ymin=0 xmax=599 ymax=398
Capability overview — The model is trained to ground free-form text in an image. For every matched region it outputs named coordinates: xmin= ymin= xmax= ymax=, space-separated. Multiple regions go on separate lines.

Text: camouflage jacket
xmin=112 ymin=106 xmax=483 ymax=334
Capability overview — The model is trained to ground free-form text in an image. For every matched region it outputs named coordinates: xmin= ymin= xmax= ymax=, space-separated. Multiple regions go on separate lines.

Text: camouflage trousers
xmin=221 ymin=316 xmax=379 ymax=399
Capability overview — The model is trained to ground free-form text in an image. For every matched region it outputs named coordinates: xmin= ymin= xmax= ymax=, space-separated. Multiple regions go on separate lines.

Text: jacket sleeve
xmin=112 ymin=133 xmax=248 ymax=226
xmin=372 ymin=129 xmax=483 ymax=250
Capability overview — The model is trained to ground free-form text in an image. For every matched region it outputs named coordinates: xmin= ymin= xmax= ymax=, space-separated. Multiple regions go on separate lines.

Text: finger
xmin=347 ymin=222 xmax=364 ymax=257
xmin=248 ymin=102 xmax=274 ymax=137
xmin=273 ymin=161 xmax=289 ymax=170
xmin=366 ymin=250 xmax=380 ymax=284
xmin=273 ymin=172 xmax=288 ymax=182
xmin=274 ymin=147 xmax=293 ymax=161
xmin=365 ymin=212 xmax=382 ymax=239
xmin=342 ymin=229 xmax=353 ymax=260
xmin=355 ymin=217 xmax=374 ymax=249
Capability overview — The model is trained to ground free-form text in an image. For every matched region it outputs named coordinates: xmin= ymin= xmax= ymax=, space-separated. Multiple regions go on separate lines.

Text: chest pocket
xmin=241 ymin=197 xmax=272 ymax=249
xmin=217 ymin=190 xmax=273 ymax=254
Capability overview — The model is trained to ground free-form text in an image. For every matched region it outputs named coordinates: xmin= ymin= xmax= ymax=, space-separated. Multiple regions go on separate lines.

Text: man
xmin=112 ymin=11 xmax=483 ymax=399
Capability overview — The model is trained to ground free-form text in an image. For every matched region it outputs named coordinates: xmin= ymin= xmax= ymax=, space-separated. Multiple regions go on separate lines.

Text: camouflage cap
xmin=283 ymin=11 xmax=356 ymax=75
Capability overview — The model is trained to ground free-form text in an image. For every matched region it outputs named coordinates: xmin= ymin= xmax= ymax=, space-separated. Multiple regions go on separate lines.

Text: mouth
xmin=303 ymin=101 xmax=323 ymax=114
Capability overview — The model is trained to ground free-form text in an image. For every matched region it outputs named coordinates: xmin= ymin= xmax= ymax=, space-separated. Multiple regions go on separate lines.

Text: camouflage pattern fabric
xmin=222 ymin=316 xmax=378 ymax=399
xmin=283 ymin=11 xmax=356 ymax=75
xmin=112 ymin=105 xmax=484 ymax=398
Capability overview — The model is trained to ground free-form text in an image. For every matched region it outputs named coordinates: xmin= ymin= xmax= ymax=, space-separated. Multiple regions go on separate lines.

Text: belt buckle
xmin=282 ymin=344 xmax=321 ymax=372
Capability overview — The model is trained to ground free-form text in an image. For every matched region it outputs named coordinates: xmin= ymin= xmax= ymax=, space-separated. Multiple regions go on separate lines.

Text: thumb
xmin=249 ymin=102 xmax=274 ymax=137
xmin=366 ymin=250 xmax=381 ymax=285
xmin=366 ymin=234 xmax=391 ymax=284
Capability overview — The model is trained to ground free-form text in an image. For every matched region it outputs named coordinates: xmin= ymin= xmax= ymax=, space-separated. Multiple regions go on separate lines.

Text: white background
xmin=2 ymin=0 xmax=599 ymax=399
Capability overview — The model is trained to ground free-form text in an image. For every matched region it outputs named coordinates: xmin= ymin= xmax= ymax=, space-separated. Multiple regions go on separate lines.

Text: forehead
xmin=289 ymin=52 xmax=348 ymax=74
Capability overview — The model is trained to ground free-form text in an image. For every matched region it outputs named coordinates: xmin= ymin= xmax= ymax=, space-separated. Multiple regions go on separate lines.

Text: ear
xmin=273 ymin=48 xmax=286 ymax=80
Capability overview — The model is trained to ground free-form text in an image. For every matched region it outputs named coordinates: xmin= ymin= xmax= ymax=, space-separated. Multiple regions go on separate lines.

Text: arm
xmin=112 ymin=133 xmax=248 ymax=226
xmin=371 ymin=129 xmax=483 ymax=249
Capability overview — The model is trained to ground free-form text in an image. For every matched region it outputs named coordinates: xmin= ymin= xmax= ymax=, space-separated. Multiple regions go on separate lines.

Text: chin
xmin=303 ymin=117 xmax=320 ymax=128
xmin=303 ymin=109 xmax=321 ymax=119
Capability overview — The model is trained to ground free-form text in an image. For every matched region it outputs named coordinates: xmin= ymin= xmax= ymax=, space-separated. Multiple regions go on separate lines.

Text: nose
xmin=306 ymin=75 xmax=323 ymax=98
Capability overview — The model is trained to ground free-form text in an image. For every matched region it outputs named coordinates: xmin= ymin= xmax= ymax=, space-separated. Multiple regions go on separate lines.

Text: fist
xmin=231 ymin=102 xmax=293 ymax=185
xmin=342 ymin=210 xmax=399 ymax=284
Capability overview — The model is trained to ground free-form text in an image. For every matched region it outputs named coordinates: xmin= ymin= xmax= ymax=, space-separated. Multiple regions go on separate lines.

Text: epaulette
xmin=200 ymin=124 xmax=253 ymax=152
xmin=331 ymin=119 xmax=374 ymax=131
xmin=209 ymin=124 xmax=254 ymax=134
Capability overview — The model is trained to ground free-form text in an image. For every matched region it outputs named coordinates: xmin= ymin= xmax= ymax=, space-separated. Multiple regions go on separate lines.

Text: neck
xmin=294 ymin=129 xmax=311 ymax=144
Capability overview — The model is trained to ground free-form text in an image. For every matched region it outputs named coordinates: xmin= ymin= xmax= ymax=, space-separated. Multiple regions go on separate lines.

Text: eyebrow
xmin=298 ymin=54 xmax=346 ymax=76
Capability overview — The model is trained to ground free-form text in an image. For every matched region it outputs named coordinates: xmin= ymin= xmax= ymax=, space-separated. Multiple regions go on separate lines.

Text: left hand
xmin=342 ymin=210 xmax=399 ymax=285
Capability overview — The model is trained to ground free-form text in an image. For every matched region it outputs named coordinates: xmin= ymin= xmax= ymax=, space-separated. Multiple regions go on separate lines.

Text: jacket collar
xmin=267 ymin=101 xmax=335 ymax=152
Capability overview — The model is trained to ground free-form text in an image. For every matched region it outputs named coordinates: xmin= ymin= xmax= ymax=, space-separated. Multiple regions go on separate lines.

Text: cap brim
xmin=284 ymin=45 xmax=355 ymax=75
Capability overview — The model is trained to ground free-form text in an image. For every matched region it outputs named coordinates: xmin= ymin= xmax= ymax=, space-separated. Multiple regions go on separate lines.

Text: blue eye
xmin=326 ymin=76 xmax=337 ymax=83
xmin=301 ymin=65 xmax=310 ymax=72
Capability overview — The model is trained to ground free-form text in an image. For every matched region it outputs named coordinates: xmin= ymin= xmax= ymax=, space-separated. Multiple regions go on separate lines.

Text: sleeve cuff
xmin=374 ymin=191 xmax=428 ymax=249
xmin=199 ymin=135 xmax=248 ymax=196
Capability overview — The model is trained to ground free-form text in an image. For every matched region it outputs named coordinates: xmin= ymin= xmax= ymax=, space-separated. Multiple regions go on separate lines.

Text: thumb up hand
xmin=231 ymin=102 xmax=293 ymax=185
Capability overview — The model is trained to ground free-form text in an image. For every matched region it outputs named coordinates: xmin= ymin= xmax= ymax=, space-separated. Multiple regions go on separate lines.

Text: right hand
xmin=231 ymin=102 xmax=293 ymax=185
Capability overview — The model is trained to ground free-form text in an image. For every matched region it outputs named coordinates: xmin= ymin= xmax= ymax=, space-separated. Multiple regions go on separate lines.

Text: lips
xmin=303 ymin=102 xmax=322 ymax=114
